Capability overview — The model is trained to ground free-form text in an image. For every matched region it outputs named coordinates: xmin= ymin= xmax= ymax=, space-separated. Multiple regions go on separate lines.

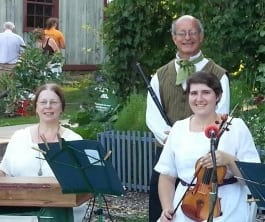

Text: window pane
xmin=34 ymin=0 xmax=53 ymax=2
xmin=27 ymin=3 xmax=35 ymax=15
xmin=35 ymin=16 xmax=44 ymax=28
xmin=44 ymin=5 xmax=52 ymax=17
xmin=24 ymin=0 xmax=58 ymax=31
xmin=36 ymin=4 xmax=44 ymax=15
xmin=27 ymin=16 xmax=34 ymax=27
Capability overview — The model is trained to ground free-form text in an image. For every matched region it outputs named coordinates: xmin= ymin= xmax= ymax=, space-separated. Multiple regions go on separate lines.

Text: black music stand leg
xmin=102 ymin=195 xmax=114 ymax=221
xmin=82 ymin=194 xmax=114 ymax=222
xmin=82 ymin=197 xmax=96 ymax=222
xmin=82 ymin=197 xmax=94 ymax=222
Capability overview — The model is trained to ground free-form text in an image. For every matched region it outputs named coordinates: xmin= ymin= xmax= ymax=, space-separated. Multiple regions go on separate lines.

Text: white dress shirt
xmin=0 ymin=30 xmax=25 ymax=64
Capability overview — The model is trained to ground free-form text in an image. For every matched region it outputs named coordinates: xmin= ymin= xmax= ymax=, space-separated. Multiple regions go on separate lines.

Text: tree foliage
xmin=0 ymin=33 xmax=64 ymax=115
xmin=103 ymin=0 xmax=177 ymax=99
xmin=103 ymin=0 xmax=265 ymax=99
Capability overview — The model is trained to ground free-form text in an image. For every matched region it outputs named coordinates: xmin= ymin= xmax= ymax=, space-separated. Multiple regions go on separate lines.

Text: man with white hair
xmin=0 ymin=21 xmax=25 ymax=75
xmin=146 ymin=15 xmax=230 ymax=222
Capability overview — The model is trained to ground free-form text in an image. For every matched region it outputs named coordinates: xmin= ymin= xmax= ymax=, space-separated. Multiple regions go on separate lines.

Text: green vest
xmin=157 ymin=59 xmax=227 ymax=126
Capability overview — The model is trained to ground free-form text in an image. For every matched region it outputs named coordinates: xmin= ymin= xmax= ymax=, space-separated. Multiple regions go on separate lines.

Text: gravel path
xmin=80 ymin=191 xmax=148 ymax=222
xmin=76 ymin=191 xmax=265 ymax=222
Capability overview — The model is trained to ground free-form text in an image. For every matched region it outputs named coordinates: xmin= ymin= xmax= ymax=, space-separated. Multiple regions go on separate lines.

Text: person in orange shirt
xmin=44 ymin=17 xmax=66 ymax=50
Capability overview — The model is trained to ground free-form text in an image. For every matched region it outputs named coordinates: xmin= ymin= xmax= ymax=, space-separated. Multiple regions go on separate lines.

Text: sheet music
xmin=84 ymin=149 xmax=104 ymax=166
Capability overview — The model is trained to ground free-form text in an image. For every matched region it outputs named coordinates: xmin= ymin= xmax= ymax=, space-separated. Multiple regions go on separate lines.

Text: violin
xmin=181 ymin=161 xmax=226 ymax=221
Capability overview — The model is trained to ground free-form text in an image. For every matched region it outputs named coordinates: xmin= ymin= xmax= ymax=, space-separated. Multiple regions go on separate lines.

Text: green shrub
xmin=114 ymin=93 xmax=148 ymax=132
xmin=0 ymin=33 xmax=64 ymax=116
xmin=72 ymin=122 xmax=104 ymax=140
xmin=13 ymin=33 xmax=64 ymax=92
xmin=230 ymin=78 xmax=265 ymax=150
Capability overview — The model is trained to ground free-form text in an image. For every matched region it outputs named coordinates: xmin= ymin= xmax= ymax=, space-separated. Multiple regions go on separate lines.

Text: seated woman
xmin=155 ymin=71 xmax=261 ymax=222
xmin=0 ymin=83 xmax=83 ymax=222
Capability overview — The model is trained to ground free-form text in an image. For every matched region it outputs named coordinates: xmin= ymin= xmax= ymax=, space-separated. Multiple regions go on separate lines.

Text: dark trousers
xmin=149 ymin=148 xmax=179 ymax=222
xmin=149 ymin=148 xmax=162 ymax=222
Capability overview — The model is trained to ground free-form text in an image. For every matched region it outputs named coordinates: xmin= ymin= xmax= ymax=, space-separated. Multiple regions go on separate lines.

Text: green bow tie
xmin=176 ymin=54 xmax=204 ymax=85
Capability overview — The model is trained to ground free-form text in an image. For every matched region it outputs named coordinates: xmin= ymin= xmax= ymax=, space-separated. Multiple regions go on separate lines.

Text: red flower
xmin=254 ymin=95 xmax=264 ymax=105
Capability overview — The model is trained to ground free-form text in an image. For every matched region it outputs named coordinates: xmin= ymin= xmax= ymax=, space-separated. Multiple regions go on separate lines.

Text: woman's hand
xmin=158 ymin=208 xmax=175 ymax=222
xmin=199 ymin=150 xmax=235 ymax=168
xmin=199 ymin=150 xmax=242 ymax=179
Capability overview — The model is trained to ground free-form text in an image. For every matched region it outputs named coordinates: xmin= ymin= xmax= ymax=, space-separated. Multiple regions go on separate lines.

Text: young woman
xmin=155 ymin=71 xmax=260 ymax=222
xmin=33 ymin=28 xmax=62 ymax=75
xmin=33 ymin=28 xmax=59 ymax=56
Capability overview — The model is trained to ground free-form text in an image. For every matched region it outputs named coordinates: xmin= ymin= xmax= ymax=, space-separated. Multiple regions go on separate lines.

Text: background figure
xmin=155 ymin=71 xmax=260 ymax=222
xmin=44 ymin=17 xmax=66 ymax=50
xmin=33 ymin=28 xmax=60 ymax=55
xmin=0 ymin=21 xmax=25 ymax=75
xmin=0 ymin=83 xmax=83 ymax=222
xmin=33 ymin=28 xmax=62 ymax=75
xmin=146 ymin=15 xmax=230 ymax=222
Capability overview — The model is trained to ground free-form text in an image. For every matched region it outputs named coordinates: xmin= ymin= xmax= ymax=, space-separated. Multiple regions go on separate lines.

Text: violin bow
xmin=215 ymin=103 xmax=239 ymax=146
xmin=172 ymin=166 xmax=202 ymax=215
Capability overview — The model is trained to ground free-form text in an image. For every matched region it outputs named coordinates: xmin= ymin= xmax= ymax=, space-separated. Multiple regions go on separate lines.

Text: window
xmin=23 ymin=0 xmax=59 ymax=32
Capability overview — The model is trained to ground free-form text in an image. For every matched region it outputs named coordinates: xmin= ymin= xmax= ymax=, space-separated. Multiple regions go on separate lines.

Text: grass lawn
xmin=0 ymin=84 xmax=88 ymax=127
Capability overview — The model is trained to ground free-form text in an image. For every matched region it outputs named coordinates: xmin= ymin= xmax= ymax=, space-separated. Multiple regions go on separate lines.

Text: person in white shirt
xmin=146 ymin=15 xmax=230 ymax=222
xmin=0 ymin=83 xmax=84 ymax=222
xmin=155 ymin=71 xmax=260 ymax=222
xmin=0 ymin=21 xmax=25 ymax=75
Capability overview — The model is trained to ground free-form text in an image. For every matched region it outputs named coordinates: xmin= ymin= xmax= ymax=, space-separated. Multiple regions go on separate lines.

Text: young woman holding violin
xmin=155 ymin=71 xmax=261 ymax=222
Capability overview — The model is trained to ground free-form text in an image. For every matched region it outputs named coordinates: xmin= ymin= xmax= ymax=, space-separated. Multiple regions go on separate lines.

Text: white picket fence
xmin=97 ymin=130 xmax=159 ymax=193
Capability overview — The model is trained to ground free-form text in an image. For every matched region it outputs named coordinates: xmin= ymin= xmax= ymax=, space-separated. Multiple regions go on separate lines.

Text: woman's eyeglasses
xmin=38 ymin=100 xmax=61 ymax=106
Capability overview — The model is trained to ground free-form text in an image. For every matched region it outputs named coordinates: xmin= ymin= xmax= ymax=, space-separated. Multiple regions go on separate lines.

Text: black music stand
xmin=236 ymin=161 xmax=265 ymax=208
xmin=38 ymin=138 xmax=125 ymax=221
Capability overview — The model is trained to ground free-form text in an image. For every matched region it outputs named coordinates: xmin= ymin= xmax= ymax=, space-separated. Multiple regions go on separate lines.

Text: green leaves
xmin=103 ymin=0 xmax=265 ymax=100
xmin=103 ymin=1 xmax=176 ymax=100
xmin=257 ymin=45 xmax=265 ymax=54
xmin=103 ymin=0 xmax=265 ymax=131
xmin=0 ymin=33 xmax=64 ymax=115
xmin=13 ymin=36 xmax=64 ymax=93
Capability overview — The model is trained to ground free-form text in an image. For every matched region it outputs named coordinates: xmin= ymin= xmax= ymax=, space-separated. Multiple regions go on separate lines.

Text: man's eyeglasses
xmin=175 ymin=30 xmax=200 ymax=38
xmin=38 ymin=100 xmax=61 ymax=106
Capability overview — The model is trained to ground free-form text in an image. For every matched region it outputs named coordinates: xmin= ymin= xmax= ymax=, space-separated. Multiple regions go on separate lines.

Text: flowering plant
xmin=235 ymin=96 xmax=265 ymax=151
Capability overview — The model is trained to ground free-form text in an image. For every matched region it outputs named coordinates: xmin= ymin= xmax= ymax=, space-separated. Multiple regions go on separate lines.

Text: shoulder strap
xmin=42 ymin=38 xmax=50 ymax=48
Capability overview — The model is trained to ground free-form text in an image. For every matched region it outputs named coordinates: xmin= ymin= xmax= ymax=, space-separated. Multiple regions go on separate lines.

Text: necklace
xmin=37 ymin=124 xmax=60 ymax=142
xmin=38 ymin=151 xmax=43 ymax=176
xmin=37 ymin=124 xmax=60 ymax=176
